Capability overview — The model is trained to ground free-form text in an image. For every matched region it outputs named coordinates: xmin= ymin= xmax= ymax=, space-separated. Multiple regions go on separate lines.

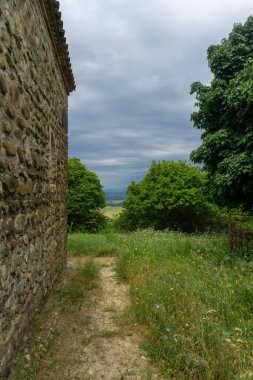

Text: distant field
xmin=106 ymin=200 xmax=124 ymax=207
xmin=102 ymin=206 xmax=122 ymax=219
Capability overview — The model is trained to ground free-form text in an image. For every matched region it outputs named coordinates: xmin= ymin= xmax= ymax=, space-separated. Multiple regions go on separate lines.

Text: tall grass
xmin=68 ymin=231 xmax=120 ymax=256
xmin=68 ymin=230 xmax=253 ymax=379
xmin=55 ymin=260 xmax=99 ymax=309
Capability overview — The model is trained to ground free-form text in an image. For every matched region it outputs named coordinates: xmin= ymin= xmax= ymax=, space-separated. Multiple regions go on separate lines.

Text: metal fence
xmin=228 ymin=213 xmax=253 ymax=255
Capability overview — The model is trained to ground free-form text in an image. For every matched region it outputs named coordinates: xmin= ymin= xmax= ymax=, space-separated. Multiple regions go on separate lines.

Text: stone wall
xmin=0 ymin=1 xmax=72 ymax=377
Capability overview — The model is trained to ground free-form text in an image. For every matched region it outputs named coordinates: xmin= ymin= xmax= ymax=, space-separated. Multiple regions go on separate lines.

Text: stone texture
xmin=0 ymin=0 xmax=74 ymax=377
xmin=5 ymin=106 xmax=15 ymax=119
xmin=0 ymin=72 xmax=7 ymax=95
xmin=3 ymin=142 xmax=17 ymax=156
xmin=16 ymin=181 xmax=27 ymax=196
xmin=9 ymin=83 xmax=19 ymax=104
xmin=2 ymin=175 xmax=17 ymax=193
xmin=2 ymin=121 xmax=12 ymax=134
xmin=16 ymin=116 xmax=26 ymax=130
xmin=21 ymin=105 xmax=30 ymax=120
xmin=0 ymin=57 xmax=7 ymax=70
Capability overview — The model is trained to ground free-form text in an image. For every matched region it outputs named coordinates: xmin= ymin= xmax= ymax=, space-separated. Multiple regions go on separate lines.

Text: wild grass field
xmin=68 ymin=230 xmax=253 ymax=380
xmin=102 ymin=206 xmax=122 ymax=219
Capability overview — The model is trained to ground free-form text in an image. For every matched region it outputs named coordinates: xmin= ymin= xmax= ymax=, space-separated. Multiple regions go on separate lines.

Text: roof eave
xmin=40 ymin=0 xmax=76 ymax=94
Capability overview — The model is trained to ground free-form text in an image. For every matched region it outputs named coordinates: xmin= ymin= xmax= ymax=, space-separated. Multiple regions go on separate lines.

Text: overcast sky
xmin=60 ymin=0 xmax=252 ymax=189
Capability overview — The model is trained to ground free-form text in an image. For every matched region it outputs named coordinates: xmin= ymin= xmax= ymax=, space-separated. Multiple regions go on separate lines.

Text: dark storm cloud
xmin=60 ymin=0 xmax=252 ymax=188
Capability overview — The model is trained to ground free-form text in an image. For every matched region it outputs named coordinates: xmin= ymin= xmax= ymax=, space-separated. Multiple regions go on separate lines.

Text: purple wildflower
xmin=163 ymin=335 xmax=169 ymax=340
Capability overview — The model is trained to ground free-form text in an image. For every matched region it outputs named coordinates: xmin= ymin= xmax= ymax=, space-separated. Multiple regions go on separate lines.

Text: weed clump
xmin=114 ymin=230 xmax=253 ymax=379
xmin=55 ymin=260 xmax=99 ymax=309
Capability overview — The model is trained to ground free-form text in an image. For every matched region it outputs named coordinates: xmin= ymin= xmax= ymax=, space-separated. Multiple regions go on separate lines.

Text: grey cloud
xmin=61 ymin=0 xmax=252 ymax=188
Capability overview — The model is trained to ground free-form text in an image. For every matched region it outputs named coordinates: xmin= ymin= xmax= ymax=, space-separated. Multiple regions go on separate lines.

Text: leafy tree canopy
xmin=68 ymin=158 xmax=106 ymax=232
xmin=119 ymin=161 xmax=218 ymax=232
xmin=190 ymin=16 xmax=253 ymax=211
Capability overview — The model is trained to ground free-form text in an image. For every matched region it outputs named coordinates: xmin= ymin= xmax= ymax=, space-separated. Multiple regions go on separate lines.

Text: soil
xmin=11 ymin=257 xmax=163 ymax=380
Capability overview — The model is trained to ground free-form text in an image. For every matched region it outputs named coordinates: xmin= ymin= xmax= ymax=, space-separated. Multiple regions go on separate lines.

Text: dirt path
xmin=11 ymin=257 xmax=162 ymax=380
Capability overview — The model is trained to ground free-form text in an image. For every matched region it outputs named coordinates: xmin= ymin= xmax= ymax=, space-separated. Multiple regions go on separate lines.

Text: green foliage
xmin=118 ymin=231 xmax=253 ymax=379
xmin=119 ymin=160 xmax=220 ymax=232
xmin=68 ymin=232 xmax=119 ymax=257
xmin=68 ymin=158 xmax=106 ymax=232
xmin=68 ymin=230 xmax=253 ymax=379
xmin=190 ymin=16 xmax=253 ymax=211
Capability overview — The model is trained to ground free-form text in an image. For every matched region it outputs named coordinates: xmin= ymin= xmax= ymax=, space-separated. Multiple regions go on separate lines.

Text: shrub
xmin=68 ymin=158 xmax=106 ymax=232
xmin=119 ymin=160 xmax=221 ymax=232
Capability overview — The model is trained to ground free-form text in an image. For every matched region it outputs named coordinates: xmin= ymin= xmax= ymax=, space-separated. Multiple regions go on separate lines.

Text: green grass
xmin=232 ymin=214 xmax=253 ymax=231
xmin=68 ymin=230 xmax=253 ymax=380
xmin=55 ymin=260 xmax=99 ymax=309
xmin=68 ymin=232 xmax=120 ymax=256
xmin=11 ymin=260 xmax=100 ymax=380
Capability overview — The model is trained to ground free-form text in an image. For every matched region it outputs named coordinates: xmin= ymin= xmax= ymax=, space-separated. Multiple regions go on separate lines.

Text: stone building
xmin=0 ymin=0 xmax=75 ymax=377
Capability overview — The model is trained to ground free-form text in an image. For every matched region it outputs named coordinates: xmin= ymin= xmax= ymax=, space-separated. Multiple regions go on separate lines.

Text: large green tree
xmin=119 ymin=161 xmax=218 ymax=232
xmin=68 ymin=158 xmax=106 ymax=232
xmin=190 ymin=16 xmax=253 ymax=211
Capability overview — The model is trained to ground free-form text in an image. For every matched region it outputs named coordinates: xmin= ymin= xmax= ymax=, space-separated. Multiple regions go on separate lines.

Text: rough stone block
xmin=16 ymin=181 xmax=27 ymax=196
xmin=16 ymin=116 xmax=27 ymax=130
xmin=3 ymin=141 xmax=17 ymax=156
xmin=2 ymin=120 xmax=12 ymax=133
xmin=0 ymin=72 xmax=7 ymax=95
